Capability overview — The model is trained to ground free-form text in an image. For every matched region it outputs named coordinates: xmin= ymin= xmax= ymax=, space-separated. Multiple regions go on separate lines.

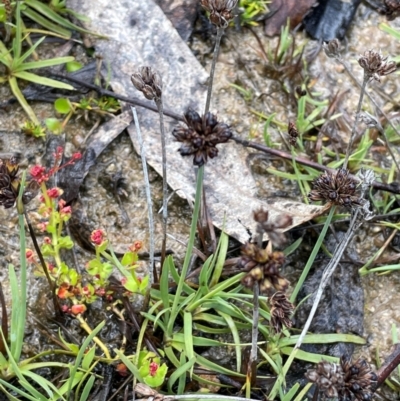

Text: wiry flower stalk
xmin=131 ymin=67 xmax=168 ymax=270
xmin=323 ymin=40 xmax=399 ymax=169
xmin=130 ymin=106 xmax=155 ymax=285
xmin=242 ymin=209 xmax=291 ymax=390
xmin=334 ymin=46 xmax=396 ymax=169
xmin=295 ymin=170 xmax=375 ymax=352
xmin=200 ymin=0 xmax=238 ymax=113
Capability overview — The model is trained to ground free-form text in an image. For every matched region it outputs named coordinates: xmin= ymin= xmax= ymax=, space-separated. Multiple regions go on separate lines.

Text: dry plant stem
xmin=205 ymin=27 xmax=224 ymax=114
xmin=130 ymin=106 xmax=155 ymax=284
xmin=343 ymin=75 xmax=368 ymax=169
xmin=375 ymin=343 xmax=400 ymax=387
xmin=155 ymin=98 xmax=168 ymax=267
xmin=232 ymin=135 xmax=400 ymax=195
xmin=248 ymin=232 xmax=263 ymax=388
xmin=294 ymin=208 xmax=360 ymax=350
xmin=24 ymin=210 xmax=61 ymax=316
xmin=76 ymin=315 xmax=111 ymax=359
xmin=48 ymin=73 xmax=183 ymax=121
xmin=371 ymin=119 xmax=400 ymax=175
xmin=340 ymin=60 xmax=400 ymax=139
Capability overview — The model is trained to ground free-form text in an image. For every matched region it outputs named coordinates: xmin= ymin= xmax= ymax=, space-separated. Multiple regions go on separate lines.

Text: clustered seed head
xmin=287 ymin=122 xmax=299 ymax=147
xmin=340 ymin=355 xmax=377 ymax=401
xmin=131 ymin=66 xmax=162 ymax=101
xmin=305 ymin=357 xmax=377 ymax=401
xmin=309 ymin=169 xmax=360 ymax=207
xmin=201 ymin=0 xmax=238 ymax=27
xmin=358 ymin=50 xmax=397 ymax=82
xmin=253 ymin=208 xmax=292 ymax=247
xmin=269 ymin=291 xmax=294 ymax=333
xmin=172 ymin=108 xmax=232 ymax=167
xmin=323 ymin=38 xmax=342 ymax=59
xmin=0 ymin=157 xmax=20 ymax=208
xmin=380 ymin=0 xmax=400 ymax=20
xmin=238 ymin=242 xmax=289 ymax=294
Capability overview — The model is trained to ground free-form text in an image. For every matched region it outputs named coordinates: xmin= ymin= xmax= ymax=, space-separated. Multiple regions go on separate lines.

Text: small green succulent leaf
xmin=66 ymin=61 xmax=83 ymax=72
xmin=54 ymin=98 xmax=72 ymax=114
xmin=45 ymin=118 xmax=63 ymax=134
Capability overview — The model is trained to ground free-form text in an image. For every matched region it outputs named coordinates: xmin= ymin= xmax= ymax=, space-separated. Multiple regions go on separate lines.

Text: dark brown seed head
xmin=253 ymin=208 xmax=292 ymax=247
xmin=288 ymin=122 xmax=299 ymax=147
xmin=131 ymin=66 xmax=162 ymax=101
xmin=172 ymin=108 xmax=232 ymax=167
xmin=358 ymin=50 xmax=397 ymax=82
xmin=200 ymin=0 xmax=238 ymax=27
xmin=323 ymin=38 xmax=342 ymax=59
xmin=340 ymin=356 xmax=377 ymax=401
xmin=269 ymin=291 xmax=294 ymax=333
xmin=381 ymin=0 xmax=400 ymax=20
xmin=305 ymin=357 xmax=377 ymax=401
xmin=238 ymin=243 xmax=289 ymax=294
xmin=0 ymin=158 xmax=20 ymax=209
xmin=306 ymin=360 xmax=345 ymax=399
xmin=309 ymin=169 xmax=360 ymax=207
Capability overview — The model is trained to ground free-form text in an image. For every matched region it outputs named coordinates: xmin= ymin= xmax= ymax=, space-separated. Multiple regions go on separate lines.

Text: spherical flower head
xmin=358 ymin=49 xmax=397 ymax=82
xmin=323 ymin=38 xmax=341 ymax=59
xmin=116 ymin=363 xmax=129 ymax=377
xmin=149 ymin=362 xmax=159 ymax=377
xmin=30 ymin=165 xmax=47 ymax=183
xmin=238 ymin=243 xmax=289 ymax=294
xmin=306 ymin=357 xmax=377 ymax=401
xmin=201 ymin=0 xmax=238 ymax=27
xmin=90 ymin=229 xmax=106 ymax=246
xmin=129 ymin=240 xmax=143 ymax=253
xmin=172 ymin=108 xmax=233 ymax=167
xmin=26 ymin=249 xmax=35 ymax=263
xmin=309 ymin=169 xmax=360 ymax=207
xmin=70 ymin=304 xmax=87 ymax=315
xmin=131 ymin=66 xmax=162 ymax=101
xmin=60 ymin=206 xmax=72 ymax=221
xmin=47 ymin=187 xmax=63 ymax=199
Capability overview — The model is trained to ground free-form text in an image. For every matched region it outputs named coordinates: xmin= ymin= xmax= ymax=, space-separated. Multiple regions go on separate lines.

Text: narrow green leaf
xmin=9 ymin=76 xmax=39 ymax=124
xmin=24 ymin=0 xmax=94 ymax=34
xmin=183 ymin=312 xmax=194 ymax=378
xmin=14 ymin=71 xmax=74 ymax=89
xmin=167 ymin=356 xmax=195 ymax=394
xmin=82 ymin=345 xmax=96 ymax=371
xmin=115 ymin=349 xmax=144 ymax=381
xmin=79 ymin=375 xmax=95 ymax=401
xmin=22 ymin=7 xmax=71 ymax=37
xmin=16 ymin=56 xmax=75 ymax=71
xmin=210 ymin=230 xmax=229 ymax=287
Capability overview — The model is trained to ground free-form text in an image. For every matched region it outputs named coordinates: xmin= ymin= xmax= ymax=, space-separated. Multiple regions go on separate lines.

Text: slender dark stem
xmin=0 ymin=283 xmax=8 ymax=354
xmin=156 ymin=98 xmax=168 ymax=267
xmin=375 ymin=343 xmax=400 ymax=388
xmin=232 ymin=135 xmax=400 ymax=195
xmin=205 ymin=27 xmax=224 ymax=114
xmin=248 ymin=231 xmax=263 ymax=388
xmin=340 ymin=60 xmax=400 ymax=139
xmin=48 ymin=72 xmax=183 ymax=121
xmin=343 ymin=74 xmax=369 ymax=169
xmin=24 ymin=210 xmax=61 ymax=317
